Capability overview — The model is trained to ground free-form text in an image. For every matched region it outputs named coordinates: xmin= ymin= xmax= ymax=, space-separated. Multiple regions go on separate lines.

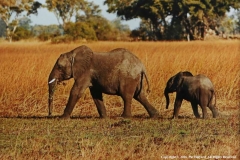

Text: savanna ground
xmin=0 ymin=41 xmax=239 ymax=159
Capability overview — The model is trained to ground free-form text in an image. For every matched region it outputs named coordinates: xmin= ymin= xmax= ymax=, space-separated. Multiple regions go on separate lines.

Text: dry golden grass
xmin=0 ymin=41 xmax=239 ymax=159
xmin=0 ymin=41 xmax=238 ymax=117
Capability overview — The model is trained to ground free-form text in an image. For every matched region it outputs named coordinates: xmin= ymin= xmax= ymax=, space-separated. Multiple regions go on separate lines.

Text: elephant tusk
xmin=48 ymin=78 xmax=56 ymax=84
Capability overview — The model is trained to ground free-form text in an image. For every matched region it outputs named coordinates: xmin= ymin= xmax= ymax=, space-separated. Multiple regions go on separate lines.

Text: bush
xmin=64 ymin=22 xmax=97 ymax=41
xmin=38 ymin=32 xmax=51 ymax=41
xmin=12 ymin=27 xmax=33 ymax=41
xmin=51 ymin=35 xmax=73 ymax=44
xmin=38 ymin=31 xmax=61 ymax=41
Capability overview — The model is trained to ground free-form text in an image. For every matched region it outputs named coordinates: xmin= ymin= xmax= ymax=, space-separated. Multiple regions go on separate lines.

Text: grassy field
xmin=0 ymin=41 xmax=239 ymax=159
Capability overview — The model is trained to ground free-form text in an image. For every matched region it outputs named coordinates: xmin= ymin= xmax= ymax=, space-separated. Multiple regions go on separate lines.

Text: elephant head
xmin=164 ymin=71 xmax=193 ymax=109
xmin=48 ymin=45 xmax=93 ymax=116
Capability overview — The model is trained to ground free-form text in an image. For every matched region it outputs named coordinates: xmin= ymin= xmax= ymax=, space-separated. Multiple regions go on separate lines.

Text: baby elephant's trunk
xmin=164 ymin=88 xmax=170 ymax=109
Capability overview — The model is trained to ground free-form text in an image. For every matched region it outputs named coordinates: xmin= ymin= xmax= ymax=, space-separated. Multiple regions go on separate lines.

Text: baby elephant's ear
xmin=72 ymin=45 xmax=93 ymax=78
xmin=182 ymin=71 xmax=193 ymax=76
xmin=176 ymin=72 xmax=184 ymax=89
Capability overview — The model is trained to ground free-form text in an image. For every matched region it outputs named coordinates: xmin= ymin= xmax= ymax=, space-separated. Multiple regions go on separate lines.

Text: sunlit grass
xmin=0 ymin=41 xmax=239 ymax=159
xmin=0 ymin=41 xmax=239 ymax=117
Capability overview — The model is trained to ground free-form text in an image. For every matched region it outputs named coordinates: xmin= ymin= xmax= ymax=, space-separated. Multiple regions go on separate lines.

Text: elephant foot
xmin=172 ymin=115 xmax=179 ymax=119
xmin=212 ymin=112 xmax=218 ymax=118
xmin=121 ymin=113 xmax=132 ymax=118
xmin=99 ymin=115 xmax=108 ymax=119
xmin=202 ymin=115 xmax=209 ymax=119
xmin=59 ymin=114 xmax=71 ymax=119
xmin=149 ymin=113 xmax=160 ymax=118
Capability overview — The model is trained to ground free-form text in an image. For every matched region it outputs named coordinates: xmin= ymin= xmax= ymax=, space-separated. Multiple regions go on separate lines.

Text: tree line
xmin=0 ymin=17 xmax=131 ymax=42
xmin=0 ymin=0 xmax=131 ymax=43
xmin=0 ymin=0 xmax=239 ymax=42
xmin=105 ymin=0 xmax=240 ymax=40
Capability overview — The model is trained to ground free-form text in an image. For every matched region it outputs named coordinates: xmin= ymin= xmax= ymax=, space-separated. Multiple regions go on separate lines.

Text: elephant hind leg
xmin=90 ymin=88 xmax=107 ymax=118
xmin=200 ymin=105 xmax=208 ymax=119
xmin=208 ymin=92 xmax=218 ymax=118
xmin=119 ymin=81 xmax=138 ymax=118
xmin=134 ymin=91 xmax=159 ymax=118
xmin=191 ymin=102 xmax=201 ymax=118
xmin=208 ymin=105 xmax=218 ymax=118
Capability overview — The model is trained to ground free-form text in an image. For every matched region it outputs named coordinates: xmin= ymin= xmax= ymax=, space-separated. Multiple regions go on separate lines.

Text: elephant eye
xmin=58 ymin=63 xmax=63 ymax=69
xmin=57 ymin=64 xmax=65 ymax=72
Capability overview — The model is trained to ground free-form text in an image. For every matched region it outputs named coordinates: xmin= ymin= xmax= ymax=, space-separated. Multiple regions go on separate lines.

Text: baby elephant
xmin=164 ymin=71 xmax=218 ymax=119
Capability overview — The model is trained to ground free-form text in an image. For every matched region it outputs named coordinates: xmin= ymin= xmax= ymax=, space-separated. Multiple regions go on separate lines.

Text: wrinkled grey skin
xmin=48 ymin=45 xmax=159 ymax=119
xmin=164 ymin=71 xmax=218 ymax=119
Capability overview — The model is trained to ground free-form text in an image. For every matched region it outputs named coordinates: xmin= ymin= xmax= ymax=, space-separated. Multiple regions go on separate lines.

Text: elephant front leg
xmin=173 ymin=96 xmax=183 ymax=119
xmin=60 ymin=83 xmax=87 ymax=119
xmin=200 ymin=106 xmax=208 ymax=119
xmin=90 ymin=88 xmax=107 ymax=118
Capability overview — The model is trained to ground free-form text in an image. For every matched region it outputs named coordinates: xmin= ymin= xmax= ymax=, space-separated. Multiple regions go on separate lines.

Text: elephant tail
xmin=209 ymin=90 xmax=216 ymax=108
xmin=142 ymin=71 xmax=151 ymax=94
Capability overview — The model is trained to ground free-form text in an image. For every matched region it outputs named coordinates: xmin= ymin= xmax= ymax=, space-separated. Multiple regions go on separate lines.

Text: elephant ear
xmin=71 ymin=45 xmax=93 ymax=79
xmin=57 ymin=53 xmax=71 ymax=67
xmin=175 ymin=72 xmax=184 ymax=90
xmin=182 ymin=71 xmax=193 ymax=77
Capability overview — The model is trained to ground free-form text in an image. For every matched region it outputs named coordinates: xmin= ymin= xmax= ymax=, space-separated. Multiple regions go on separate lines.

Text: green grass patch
xmin=1 ymin=116 xmax=239 ymax=159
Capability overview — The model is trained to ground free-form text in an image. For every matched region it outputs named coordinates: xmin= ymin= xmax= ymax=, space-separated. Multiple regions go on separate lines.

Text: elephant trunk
xmin=164 ymin=88 xmax=170 ymax=109
xmin=48 ymin=74 xmax=58 ymax=116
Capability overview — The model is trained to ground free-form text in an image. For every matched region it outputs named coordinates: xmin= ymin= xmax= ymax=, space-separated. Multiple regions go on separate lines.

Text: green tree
xmin=0 ymin=0 xmax=41 ymax=42
xmin=32 ymin=24 xmax=62 ymax=36
xmin=236 ymin=10 xmax=240 ymax=34
xmin=31 ymin=24 xmax=62 ymax=41
xmin=218 ymin=13 xmax=239 ymax=36
xmin=76 ymin=13 xmax=131 ymax=41
xmin=0 ymin=18 xmax=6 ymax=37
xmin=76 ymin=15 xmax=113 ymax=40
xmin=105 ymin=0 xmax=240 ymax=40
xmin=32 ymin=24 xmax=63 ymax=36
xmin=11 ymin=17 xmax=35 ymax=41
xmin=46 ymin=0 xmax=101 ymax=29
xmin=110 ymin=18 xmax=131 ymax=40
xmin=18 ymin=17 xmax=32 ymax=30
xmin=111 ymin=18 xmax=130 ymax=32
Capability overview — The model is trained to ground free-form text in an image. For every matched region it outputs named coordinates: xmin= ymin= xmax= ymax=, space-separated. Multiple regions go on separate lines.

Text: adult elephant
xmin=48 ymin=45 xmax=159 ymax=119
xmin=164 ymin=71 xmax=218 ymax=119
